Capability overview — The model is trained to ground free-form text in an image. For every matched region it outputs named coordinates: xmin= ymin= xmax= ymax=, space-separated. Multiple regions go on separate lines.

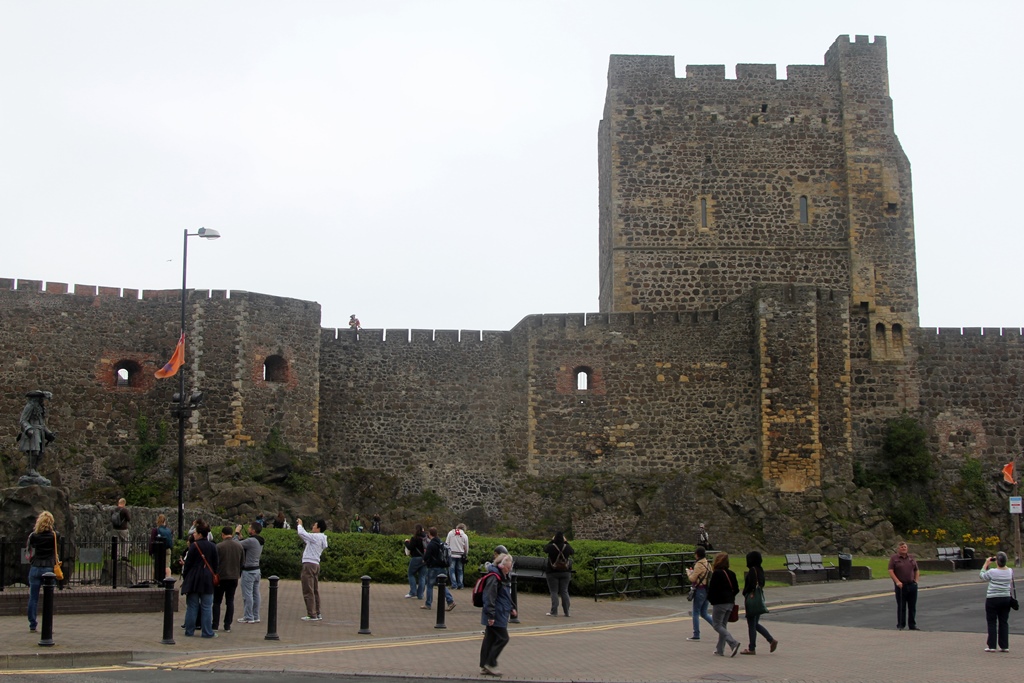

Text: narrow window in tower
xmin=761 ymin=103 xmax=768 ymax=113
xmin=263 ymin=355 xmax=289 ymax=382
xmin=701 ymin=198 xmax=708 ymax=228
xmin=574 ymin=366 xmax=592 ymax=391
xmin=799 ymin=196 xmax=809 ymax=224
xmin=892 ymin=324 xmax=904 ymax=352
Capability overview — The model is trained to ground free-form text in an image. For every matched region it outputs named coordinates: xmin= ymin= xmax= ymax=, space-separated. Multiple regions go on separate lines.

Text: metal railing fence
xmin=591 ymin=551 xmax=698 ymax=601
xmin=0 ymin=533 xmax=168 ymax=590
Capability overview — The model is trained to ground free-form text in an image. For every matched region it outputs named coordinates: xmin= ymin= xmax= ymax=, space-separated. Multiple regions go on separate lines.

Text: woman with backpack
xmin=543 ymin=530 xmax=574 ymax=617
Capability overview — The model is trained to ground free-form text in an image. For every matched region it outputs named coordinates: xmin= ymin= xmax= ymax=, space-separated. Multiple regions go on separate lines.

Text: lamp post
xmin=176 ymin=227 xmax=220 ymax=539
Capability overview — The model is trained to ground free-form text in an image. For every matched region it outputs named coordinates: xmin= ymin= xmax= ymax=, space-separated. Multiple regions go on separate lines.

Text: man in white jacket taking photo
xmin=296 ymin=518 xmax=328 ymax=621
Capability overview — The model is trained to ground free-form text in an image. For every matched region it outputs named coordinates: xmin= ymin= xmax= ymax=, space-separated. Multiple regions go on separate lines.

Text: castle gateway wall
xmin=0 ymin=280 xmax=320 ymax=496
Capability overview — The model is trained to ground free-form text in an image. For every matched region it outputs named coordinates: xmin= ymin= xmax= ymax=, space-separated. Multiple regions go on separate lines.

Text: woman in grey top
xmin=979 ymin=551 xmax=1013 ymax=652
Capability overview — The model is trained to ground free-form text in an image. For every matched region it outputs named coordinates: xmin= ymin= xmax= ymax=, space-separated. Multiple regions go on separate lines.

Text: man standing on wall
xmin=213 ymin=526 xmax=244 ymax=632
xmin=296 ymin=517 xmax=328 ymax=621
xmin=888 ymin=541 xmax=920 ymax=630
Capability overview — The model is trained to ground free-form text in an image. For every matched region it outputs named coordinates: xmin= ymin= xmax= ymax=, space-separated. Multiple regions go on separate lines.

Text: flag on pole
xmin=1003 ymin=462 xmax=1016 ymax=485
xmin=154 ymin=333 xmax=185 ymax=379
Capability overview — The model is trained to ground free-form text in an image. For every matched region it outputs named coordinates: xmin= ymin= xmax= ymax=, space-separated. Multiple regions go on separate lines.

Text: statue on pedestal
xmin=17 ymin=390 xmax=55 ymax=487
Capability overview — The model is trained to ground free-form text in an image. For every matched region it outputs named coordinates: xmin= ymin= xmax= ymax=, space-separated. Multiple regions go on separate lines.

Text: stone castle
xmin=2 ymin=35 xmax=1020 ymax=549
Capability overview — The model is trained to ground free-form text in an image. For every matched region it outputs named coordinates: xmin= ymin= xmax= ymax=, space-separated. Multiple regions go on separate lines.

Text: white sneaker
xmin=238 ymin=618 xmax=253 ymax=624
xmin=985 ymin=648 xmax=997 ymax=652
xmin=301 ymin=616 xmax=317 ymax=621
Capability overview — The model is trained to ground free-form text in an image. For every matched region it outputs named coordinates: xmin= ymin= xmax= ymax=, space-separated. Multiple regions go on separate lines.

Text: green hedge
xmin=235 ymin=530 xmax=692 ymax=597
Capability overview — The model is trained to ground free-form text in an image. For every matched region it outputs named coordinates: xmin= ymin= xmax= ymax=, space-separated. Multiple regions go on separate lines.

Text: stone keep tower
xmin=598 ymin=35 xmax=919 ymax=490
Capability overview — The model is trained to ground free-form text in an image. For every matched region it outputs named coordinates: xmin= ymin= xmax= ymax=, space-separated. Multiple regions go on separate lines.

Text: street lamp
xmin=176 ymin=227 xmax=220 ymax=539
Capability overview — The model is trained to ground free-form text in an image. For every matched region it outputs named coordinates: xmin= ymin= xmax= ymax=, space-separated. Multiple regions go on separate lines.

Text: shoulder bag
xmin=687 ymin=560 xmax=708 ymax=601
xmin=195 ymin=542 xmax=219 ymax=587
xmin=52 ymin=533 xmax=64 ymax=580
xmin=725 ymin=571 xmax=739 ymax=622
xmin=744 ymin=569 xmax=768 ymax=616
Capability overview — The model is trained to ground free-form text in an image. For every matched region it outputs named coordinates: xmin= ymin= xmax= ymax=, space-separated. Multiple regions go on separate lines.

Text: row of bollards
xmin=39 ymin=571 xmax=387 ymax=648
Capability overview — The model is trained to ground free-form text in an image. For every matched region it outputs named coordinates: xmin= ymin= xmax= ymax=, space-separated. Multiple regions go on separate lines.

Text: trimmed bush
xmin=251 ymin=529 xmax=690 ymax=597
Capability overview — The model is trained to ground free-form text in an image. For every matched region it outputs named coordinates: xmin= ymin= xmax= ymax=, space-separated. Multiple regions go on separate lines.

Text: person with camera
xmin=979 ymin=551 xmax=1014 ymax=652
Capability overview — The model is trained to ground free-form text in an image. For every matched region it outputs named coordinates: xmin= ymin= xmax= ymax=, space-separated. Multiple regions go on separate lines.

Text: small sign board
xmin=1011 ymin=496 xmax=1023 ymax=514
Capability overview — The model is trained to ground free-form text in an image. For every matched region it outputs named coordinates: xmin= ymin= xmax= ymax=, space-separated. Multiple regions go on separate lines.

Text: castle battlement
xmin=918 ymin=327 xmax=1024 ymax=339
xmin=320 ymin=327 xmax=513 ymax=345
xmin=0 ymin=277 xmax=244 ymax=302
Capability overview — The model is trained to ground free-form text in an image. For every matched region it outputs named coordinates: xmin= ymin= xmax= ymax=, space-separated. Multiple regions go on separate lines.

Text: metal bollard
xmin=161 ymin=576 xmax=177 ymax=645
xmin=434 ymin=573 xmax=448 ymax=629
xmin=509 ymin=574 xmax=520 ymax=623
xmin=111 ymin=536 xmax=119 ymax=589
xmin=39 ymin=572 xmax=55 ymax=647
xmin=358 ymin=575 xmax=371 ymax=634
xmin=264 ymin=575 xmax=280 ymax=640
xmin=1 ymin=537 xmax=6 ymax=592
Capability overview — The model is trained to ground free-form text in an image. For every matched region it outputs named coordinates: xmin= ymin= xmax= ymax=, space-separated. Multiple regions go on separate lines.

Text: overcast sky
xmin=2 ymin=1 xmax=1021 ymax=334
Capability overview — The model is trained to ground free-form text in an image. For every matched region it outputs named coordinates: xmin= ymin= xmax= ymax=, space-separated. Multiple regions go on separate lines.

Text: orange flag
xmin=1003 ymin=462 xmax=1016 ymax=485
xmin=155 ymin=333 xmax=185 ymax=379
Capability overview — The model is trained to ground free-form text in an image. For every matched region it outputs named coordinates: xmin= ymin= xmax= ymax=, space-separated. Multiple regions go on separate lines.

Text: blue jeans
xmin=424 ymin=566 xmax=453 ymax=607
xmin=240 ymin=569 xmax=261 ymax=621
xmin=407 ymin=556 xmax=426 ymax=598
xmin=690 ymin=586 xmax=713 ymax=637
xmin=746 ymin=613 xmax=774 ymax=650
xmin=448 ymin=557 xmax=465 ymax=589
xmin=184 ymin=592 xmax=215 ymax=637
xmin=27 ymin=566 xmax=48 ymax=630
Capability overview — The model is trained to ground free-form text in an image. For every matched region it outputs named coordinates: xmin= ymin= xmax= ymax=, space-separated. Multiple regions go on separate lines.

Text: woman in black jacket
xmin=706 ymin=552 xmax=741 ymax=657
xmin=543 ymin=531 xmax=574 ymax=617
xmin=25 ymin=510 xmax=60 ymax=632
xmin=740 ymin=551 xmax=778 ymax=654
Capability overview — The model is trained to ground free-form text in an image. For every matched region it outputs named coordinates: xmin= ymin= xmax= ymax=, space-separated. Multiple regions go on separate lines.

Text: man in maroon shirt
xmin=887 ymin=542 xmax=920 ymax=630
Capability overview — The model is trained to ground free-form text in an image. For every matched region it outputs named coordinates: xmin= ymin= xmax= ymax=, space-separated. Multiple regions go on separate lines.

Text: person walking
xmin=404 ymin=524 xmax=427 ymax=599
xmin=181 ymin=521 xmax=218 ymax=638
xmin=686 ymin=545 xmax=714 ymax=640
xmin=888 ymin=541 xmax=920 ymax=630
xmin=479 ymin=553 xmax=517 ymax=676
xmin=543 ymin=530 xmax=574 ymax=617
xmin=707 ymin=551 xmax=741 ymax=657
xmin=445 ymin=523 xmax=470 ymax=589
xmin=980 ymin=551 xmax=1014 ymax=652
xmin=740 ymin=551 xmax=778 ymax=654
xmin=25 ymin=511 xmax=60 ymax=632
xmin=296 ymin=517 xmax=328 ymax=621
xmin=237 ymin=521 xmax=265 ymax=624
xmin=213 ymin=526 xmax=244 ymax=632
xmin=422 ymin=526 xmax=455 ymax=611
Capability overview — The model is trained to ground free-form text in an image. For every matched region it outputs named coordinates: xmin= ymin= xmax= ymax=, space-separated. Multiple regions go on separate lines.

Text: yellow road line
xmin=161 ymin=616 xmax=692 ymax=669
xmin=0 ymin=665 xmax=153 ymax=676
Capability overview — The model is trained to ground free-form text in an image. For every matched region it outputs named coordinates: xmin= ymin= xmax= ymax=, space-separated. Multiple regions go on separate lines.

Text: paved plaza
xmin=0 ymin=572 xmax=1017 ymax=682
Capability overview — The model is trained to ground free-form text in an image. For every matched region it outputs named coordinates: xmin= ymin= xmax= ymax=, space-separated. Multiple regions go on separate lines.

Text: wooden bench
xmin=510 ymin=555 xmax=575 ymax=583
xmin=937 ymin=547 xmax=973 ymax=567
xmin=784 ymin=553 xmax=834 ymax=582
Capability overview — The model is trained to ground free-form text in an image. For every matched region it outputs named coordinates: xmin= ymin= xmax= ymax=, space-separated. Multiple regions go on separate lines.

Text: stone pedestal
xmin=0 ymin=486 xmax=76 ymax=586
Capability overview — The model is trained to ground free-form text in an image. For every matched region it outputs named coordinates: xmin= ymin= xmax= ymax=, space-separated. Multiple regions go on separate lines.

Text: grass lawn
xmin=758 ymin=554 xmax=950 ymax=587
